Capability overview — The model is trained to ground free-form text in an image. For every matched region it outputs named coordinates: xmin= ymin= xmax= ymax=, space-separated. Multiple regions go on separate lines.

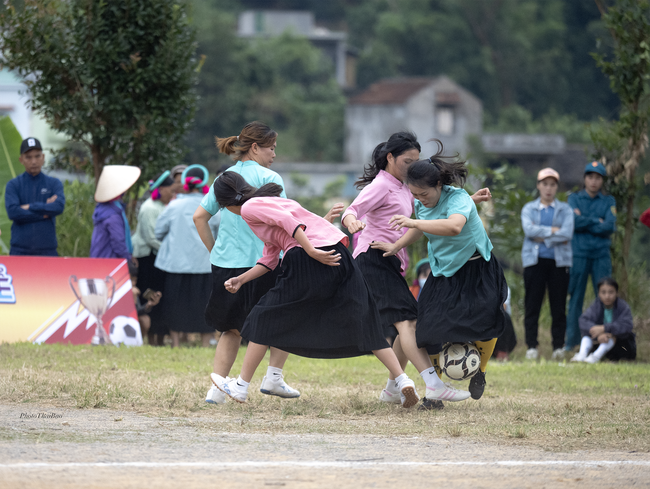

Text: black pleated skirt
xmin=356 ymin=248 xmax=417 ymax=337
xmin=161 ymin=273 xmax=213 ymax=334
xmin=417 ymin=253 xmax=507 ymax=350
xmin=205 ymin=265 xmax=280 ymax=333
xmin=137 ymin=252 xmax=168 ymax=336
xmin=241 ymin=242 xmax=390 ymax=359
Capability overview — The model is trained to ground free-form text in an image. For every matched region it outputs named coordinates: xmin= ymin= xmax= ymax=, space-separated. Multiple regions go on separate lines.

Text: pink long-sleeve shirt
xmin=241 ymin=197 xmax=349 ymax=271
xmin=341 ymin=170 xmax=413 ymax=271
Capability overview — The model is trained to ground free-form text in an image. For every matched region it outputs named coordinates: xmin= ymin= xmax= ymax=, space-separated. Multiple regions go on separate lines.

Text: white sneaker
xmin=570 ymin=353 xmax=587 ymax=362
xmin=584 ymin=353 xmax=601 ymax=364
xmin=205 ymin=385 xmax=226 ymax=404
xmin=218 ymin=377 xmax=248 ymax=403
xmin=210 ymin=373 xmax=228 ymax=391
xmin=425 ymin=383 xmax=471 ymax=402
xmin=378 ymin=387 xmax=402 ymax=404
xmin=259 ymin=375 xmax=300 ymax=398
xmin=395 ymin=377 xmax=419 ymax=408
xmin=551 ymin=348 xmax=565 ymax=360
xmin=526 ymin=348 xmax=539 ymax=360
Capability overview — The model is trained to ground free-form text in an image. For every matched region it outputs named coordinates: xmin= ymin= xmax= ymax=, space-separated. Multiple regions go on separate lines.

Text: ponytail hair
xmin=215 ymin=121 xmax=278 ymax=162
xmin=406 ymin=139 xmax=468 ymax=189
xmin=355 ymin=131 xmax=421 ymax=189
xmin=213 ymin=171 xmax=283 ymax=208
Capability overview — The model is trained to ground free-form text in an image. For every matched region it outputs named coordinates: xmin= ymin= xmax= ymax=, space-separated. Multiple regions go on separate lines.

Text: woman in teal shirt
xmin=371 ymin=143 xmax=507 ymax=401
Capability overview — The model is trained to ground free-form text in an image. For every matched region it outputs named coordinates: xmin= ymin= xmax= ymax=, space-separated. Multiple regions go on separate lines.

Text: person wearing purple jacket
xmin=571 ymin=277 xmax=635 ymax=363
xmin=89 ymin=165 xmax=141 ymax=260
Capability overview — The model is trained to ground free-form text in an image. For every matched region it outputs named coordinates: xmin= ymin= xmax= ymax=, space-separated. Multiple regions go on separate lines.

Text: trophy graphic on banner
xmin=69 ymin=275 xmax=116 ymax=345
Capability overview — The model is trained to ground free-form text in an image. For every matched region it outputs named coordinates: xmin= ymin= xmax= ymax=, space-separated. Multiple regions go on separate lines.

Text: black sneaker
xmin=418 ymin=398 xmax=444 ymax=411
xmin=468 ymin=370 xmax=486 ymax=400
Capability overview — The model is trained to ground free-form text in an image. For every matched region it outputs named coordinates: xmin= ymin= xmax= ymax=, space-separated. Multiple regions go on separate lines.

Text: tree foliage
xmin=0 ymin=0 xmax=200 ymax=182
xmin=590 ymin=0 xmax=650 ymax=297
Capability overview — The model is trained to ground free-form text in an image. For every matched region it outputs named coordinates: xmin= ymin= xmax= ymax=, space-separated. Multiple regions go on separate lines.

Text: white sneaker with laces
xmin=584 ymin=353 xmax=601 ymax=364
xmin=218 ymin=377 xmax=248 ymax=403
xmin=551 ymin=348 xmax=565 ymax=360
xmin=570 ymin=353 xmax=587 ymax=362
xmin=205 ymin=385 xmax=226 ymax=404
xmin=425 ymin=383 xmax=471 ymax=402
xmin=210 ymin=373 xmax=228 ymax=392
xmin=396 ymin=377 xmax=419 ymax=408
xmin=526 ymin=348 xmax=539 ymax=360
xmin=259 ymin=375 xmax=300 ymax=398
xmin=378 ymin=387 xmax=402 ymax=404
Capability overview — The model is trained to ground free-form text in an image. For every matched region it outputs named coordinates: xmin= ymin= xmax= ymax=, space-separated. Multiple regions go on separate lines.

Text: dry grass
xmin=1 ymin=342 xmax=649 ymax=452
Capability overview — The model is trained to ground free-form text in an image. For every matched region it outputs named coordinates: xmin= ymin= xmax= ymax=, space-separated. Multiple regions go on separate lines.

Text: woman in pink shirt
xmin=343 ymin=132 xmax=470 ymax=410
xmin=209 ymin=171 xmax=420 ymax=408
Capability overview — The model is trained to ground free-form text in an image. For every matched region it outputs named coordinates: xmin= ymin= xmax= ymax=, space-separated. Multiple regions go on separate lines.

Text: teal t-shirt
xmin=414 ymin=185 xmax=493 ymax=277
xmin=201 ymin=160 xmax=286 ymax=268
xmin=604 ymin=308 xmax=613 ymax=325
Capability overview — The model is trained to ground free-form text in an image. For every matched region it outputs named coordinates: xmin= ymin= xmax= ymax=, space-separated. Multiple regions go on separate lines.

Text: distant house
xmin=345 ymin=76 xmax=483 ymax=166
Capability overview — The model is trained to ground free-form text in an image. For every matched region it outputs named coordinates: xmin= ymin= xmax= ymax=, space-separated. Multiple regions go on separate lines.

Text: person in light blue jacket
xmin=154 ymin=165 xmax=219 ymax=348
xmin=521 ymin=168 xmax=574 ymax=361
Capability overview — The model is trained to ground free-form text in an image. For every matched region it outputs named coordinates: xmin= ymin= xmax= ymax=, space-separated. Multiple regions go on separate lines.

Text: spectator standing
xmin=171 ymin=165 xmax=188 ymax=195
xmin=5 ymin=138 xmax=65 ymax=256
xmin=131 ymin=171 xmax=175 ymax=346
xmin=521 ymin=168 xmax=574 ymax=360
xmin=565 ymin=162 xmax=616 ymax=352
xmin=89 ymin=165 xmax=140 ymax=259
xmin=154 ymin=165 xmax=219 ymax=348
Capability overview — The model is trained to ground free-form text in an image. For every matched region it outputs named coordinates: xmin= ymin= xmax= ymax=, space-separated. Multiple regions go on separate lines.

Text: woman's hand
xmin=224 ymin=276 xmax=243 ymax=294
xmin=388 ymin=214 xmax=417 ymax=231
xmin=308 ymin=248 xmax=341 ymax=267
xmin=324 ymin=203 xmax=346 ymax=224
xmin=147 ymin=291 xmax=162 ymax=307
xmin=369 ymin=240 xmax=399 ymax=257
xmin=472 ymin=188 xmax=492 ymax=203
xmin=342 ymin=215 xmax=366 ymax=234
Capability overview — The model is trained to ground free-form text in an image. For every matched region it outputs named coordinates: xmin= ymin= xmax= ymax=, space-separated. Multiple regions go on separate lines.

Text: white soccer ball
xmin=109 ymin=316 xmax=142 ymax=346
xmin=441 ymin=342 xmax=481 ymax=381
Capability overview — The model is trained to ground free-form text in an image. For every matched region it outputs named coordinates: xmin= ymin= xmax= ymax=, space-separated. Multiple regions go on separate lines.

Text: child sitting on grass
xmin=571 ymin=277 xmax=636 ymax=363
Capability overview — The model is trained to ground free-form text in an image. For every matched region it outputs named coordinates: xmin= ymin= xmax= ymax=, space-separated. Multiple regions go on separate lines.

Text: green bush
xmin=56 ymin=180 xmax=95 ymax=257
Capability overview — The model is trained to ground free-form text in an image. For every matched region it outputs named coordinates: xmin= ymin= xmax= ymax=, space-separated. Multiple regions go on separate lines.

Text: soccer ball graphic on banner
xmin=109 ymin=316 xmax=142 ymax=346
xmin=441 ymin=342 xmax=481 ymax=381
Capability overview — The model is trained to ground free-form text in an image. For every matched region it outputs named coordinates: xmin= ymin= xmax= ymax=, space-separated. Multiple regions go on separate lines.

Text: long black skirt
xmin=417 ymin=253 xmax=507 ymax=352
xmin=241 ymin=242 xmax=390 ymax=359
xmin=161 ymin=273 xmax=213 ymax=334
xmin=204 ymin=265 xmax=280 ymax=333
xmin=356 ymin=248 xmax=417 ymax=338
xmin=137 ymin=252 xmax=167 ymax=336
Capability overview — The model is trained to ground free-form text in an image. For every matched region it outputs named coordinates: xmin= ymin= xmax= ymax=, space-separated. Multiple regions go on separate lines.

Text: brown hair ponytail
xmin=215 ymin=121 xmax=278 ymax=162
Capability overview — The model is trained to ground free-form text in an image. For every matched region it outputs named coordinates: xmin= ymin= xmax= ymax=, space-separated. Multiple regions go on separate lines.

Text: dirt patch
xmin=1 ymin=404 xmax=649 ymax=488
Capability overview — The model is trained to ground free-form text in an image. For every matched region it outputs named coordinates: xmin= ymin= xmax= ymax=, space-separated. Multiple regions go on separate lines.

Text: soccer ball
xmin=441 ymin=342 xmax=481 ymax=381
xmin=109 ymin=316 xmax=142 ymax=346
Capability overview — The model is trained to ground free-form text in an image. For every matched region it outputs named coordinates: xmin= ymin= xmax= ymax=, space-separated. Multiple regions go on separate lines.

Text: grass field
xmin=1 ymin=342 xmax=649 ymax=452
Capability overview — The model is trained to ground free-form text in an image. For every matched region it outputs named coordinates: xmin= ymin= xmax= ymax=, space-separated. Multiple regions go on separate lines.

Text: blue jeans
xmin=10 ymin=247 xmax=58 ymax=257
xmin=565 ymin=255 xmax=612 ymax=349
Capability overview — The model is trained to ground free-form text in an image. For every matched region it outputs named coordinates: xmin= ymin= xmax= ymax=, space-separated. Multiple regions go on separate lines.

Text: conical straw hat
xmin=94 ymin=165 xmax=142 ymax=203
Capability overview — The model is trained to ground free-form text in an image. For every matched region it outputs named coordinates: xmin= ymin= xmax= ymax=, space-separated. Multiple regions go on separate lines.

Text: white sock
xmin=236 ymin=376 xmax=249 ymax=390
xmin=420 ymin=368 xmax=444 ymax=390
xmin=578 ymin=336 xmax=594 ymax=358
xmin=385 ymin=378 xmax=398 ymax=392
xmin=266 ymin=366 xmax=283 ymax=383
xmin=592 ymin=339 xmax=615 ymax=360
xmin=395 ymin=373 xmax=409 ymax=387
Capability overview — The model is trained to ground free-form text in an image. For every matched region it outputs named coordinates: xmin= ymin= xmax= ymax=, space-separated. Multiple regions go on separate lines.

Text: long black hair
xmin=355 ymin=131 xmax=421 ymax=189
xmin=406 ymin=140 xmax=468 ymax=188
xmin=213 ymin=171 xmax=283 ymax=208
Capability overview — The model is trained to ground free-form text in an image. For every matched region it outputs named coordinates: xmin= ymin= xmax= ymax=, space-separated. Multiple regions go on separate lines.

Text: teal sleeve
xmin=447 ymin=190 xmax=472 ymax=220
xmin=201 ymin=186 xmax=219 ymax=216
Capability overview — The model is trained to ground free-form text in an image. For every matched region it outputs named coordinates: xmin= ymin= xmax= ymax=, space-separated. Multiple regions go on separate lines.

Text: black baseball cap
xmin=20 ymin=137 xmax=43 ymax=154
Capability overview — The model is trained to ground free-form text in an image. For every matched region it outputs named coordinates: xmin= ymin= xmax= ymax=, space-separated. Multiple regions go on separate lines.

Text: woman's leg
xmin=170 ymin=331 xmax=180 ymax=348
xmin=393 ymin=320 xmax=432 ymax=373
xmin=213 ymin=329 xmax=242 ymax=377
xmin=240 ymin=342 xmax=269 ymax=383
xmin=268 ymin=347 xmax=289 ymax=368
xmin=372 ymin=347 xmax=419 ymax=408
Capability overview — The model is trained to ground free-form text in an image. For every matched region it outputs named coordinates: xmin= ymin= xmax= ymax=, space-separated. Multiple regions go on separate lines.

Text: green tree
xmin=0 ymin=0 xmax=200 ymax=182
xmin=590 ymin=0 xmax=650 ymax=297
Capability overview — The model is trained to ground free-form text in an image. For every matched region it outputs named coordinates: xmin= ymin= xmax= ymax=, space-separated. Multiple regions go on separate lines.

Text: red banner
xmin=0 ymin=256 xmax=141 ymax=345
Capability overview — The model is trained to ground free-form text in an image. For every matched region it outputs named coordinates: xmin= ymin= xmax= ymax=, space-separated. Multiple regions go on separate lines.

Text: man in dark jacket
xmin=565 ymin=162 xmax=616 ymax=351
xmin=4 ymin=138 xmax=65 ymax=256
